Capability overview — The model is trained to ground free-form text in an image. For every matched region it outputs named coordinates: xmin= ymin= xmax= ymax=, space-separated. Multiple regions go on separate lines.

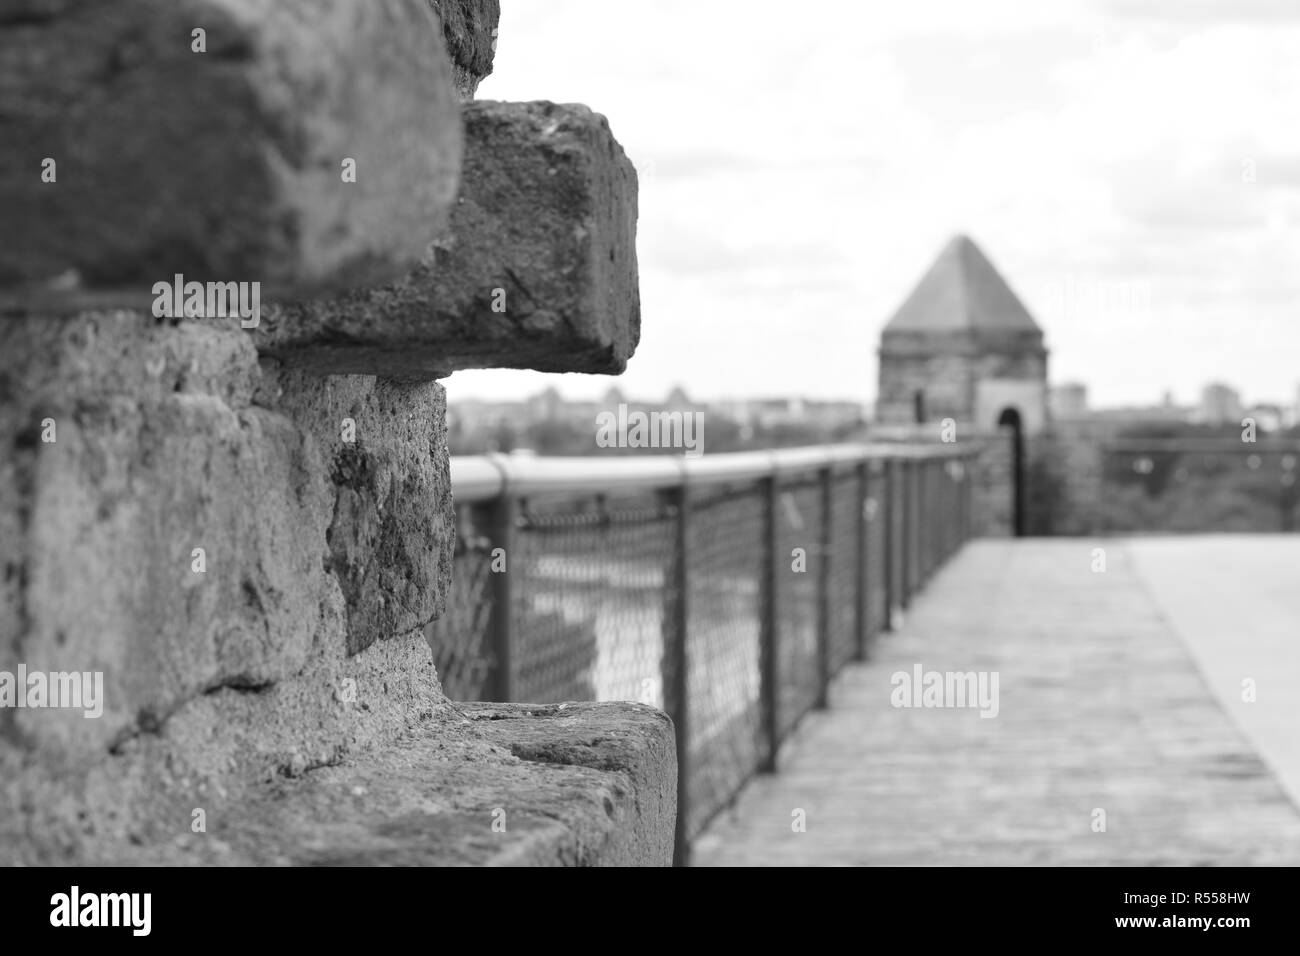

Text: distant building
xmin=663 ymin=385 xmax=694 ymax=411
xmin=449 ymin=388 xmax=866 ymax=454
xmin=1069 ymin=403 xmax=1195 ymax=425
xmin=738 ymin=398 xmax=802 ymax=428
xmin=1243 ymin=404 xmax=1283 ymax=433
xmin=1198 ymin=382 xmax=1243 ymax=426
xmin=876 ymin=235 xmax=1049 ymax=435
xmin=709 ymin=397 xmax=860 ymax=430
xmin=1050 ymin=383 xmax=1088 ymax=420
xmin=529 ymin=385 xmax=564 ymax=423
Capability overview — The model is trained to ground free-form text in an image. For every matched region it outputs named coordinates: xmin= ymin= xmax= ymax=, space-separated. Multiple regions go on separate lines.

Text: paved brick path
xmin=691 ymin=539 xmax=1300 ymax=866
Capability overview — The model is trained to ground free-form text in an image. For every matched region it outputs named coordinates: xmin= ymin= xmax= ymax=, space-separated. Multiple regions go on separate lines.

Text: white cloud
xmin=451 ymin=0 xmax=1300 ymax=410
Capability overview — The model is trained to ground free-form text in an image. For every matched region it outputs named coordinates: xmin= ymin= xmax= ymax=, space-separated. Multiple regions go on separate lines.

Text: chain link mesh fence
xmin=890 ymin=462 xmax=907 ymax=616
xmin=424 ymin=505 xmax=495 ymax=701
xmin=866 ymin=464 xmax=889 ymax=636
xmin=774 ymin=478 xmax=822 ymax=739
xmin=829 ymin=472 xmax=861 ymax=672
xmin=426 ymin=448 xmax=978 ymax=859
xmin=512 ymin=494 xmax=675 ymax=705
xmin=682 ymin=485 xmax=765 ymax=838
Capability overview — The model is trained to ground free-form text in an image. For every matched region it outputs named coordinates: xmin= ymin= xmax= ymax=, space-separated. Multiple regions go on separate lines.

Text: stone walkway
xmin=691 ymin=538 xmax=1300 ymax=866
xmin=1127 ymin=536 xmax=1300 ymax=811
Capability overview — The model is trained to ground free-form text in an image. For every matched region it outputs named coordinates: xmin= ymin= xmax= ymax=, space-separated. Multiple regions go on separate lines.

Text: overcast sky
xmin=449 ymin=0 xmax=1300 ymax=410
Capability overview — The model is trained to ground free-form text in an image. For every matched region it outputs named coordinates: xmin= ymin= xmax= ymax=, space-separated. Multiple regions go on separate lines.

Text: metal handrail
xmin=440 ymin=437 xmax=983 ymax=863
xmin=1099 ymin=438 xmax=1300 ymax=454
xmin=450 ymin=441 xmax=970 ymax=502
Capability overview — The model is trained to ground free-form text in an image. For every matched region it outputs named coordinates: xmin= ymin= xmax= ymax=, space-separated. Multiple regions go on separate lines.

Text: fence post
xmin=915 ymin=463 xmax=925 ymax=595
xmin=922 ymin=459 xmax=930 ymax=580
xmin=939 ymin=460 xmax=949 ymax=559
xmin=661 ymin=485 xmax=691 ymax=866
xmin=901 ymin=459 xmax=913 ymax=607
xmin=966 ymin=450 xmax=976 ymax=542
xmin=934 ymin=460 xmax=943 ymax=561
xmin=815 ymin=466 xmax=832 ymax=708
xmin=958 ymin=453 xmax=967 ymax=544
xmin=912 ymin=460 xmax=922 ymax=591
xmin=1281 ymin=473 xmax=1296 ymax=533
xmin=916 ymin=461 xmax=925 ymax=584
xmin=854 ymin=461 xmax=870 ymax=660
xmin=883 ymin=459 xmax=896 ymax=630
xmin=954 ymin=454 xmax=962 ymax=545
xmin=937 ymin=460 xmax=945 ymax=565
xmin=929 ymin=459 xmax=939 ymax=573
xmin=486 ymin=493 xmax=517 ymax=702
xmin=759 ymin=475 xmax=780 ymax=772
xmin=953 ymin=457 xmax=962 ymax=549
xmin=919 ymin=460 xmax=929 ymax=580
xmin=957 ymin=454 xmax=967 ymax=550
xmin=925 ymin=459 xmax=935 ymax=578
xmin=954 ymin=458 xmax=962 ymax=550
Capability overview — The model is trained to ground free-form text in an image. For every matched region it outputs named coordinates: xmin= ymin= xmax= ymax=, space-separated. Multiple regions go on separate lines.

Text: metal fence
xmin=427 ymin=443 xmax=977 ymax=863
xmin=1095 ymin=438 xmax=1300 ymax=534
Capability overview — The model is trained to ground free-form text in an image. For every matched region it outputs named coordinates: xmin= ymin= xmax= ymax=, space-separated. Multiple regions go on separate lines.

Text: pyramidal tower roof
xmin=883 ymin=235 xmax=1041 ymax=334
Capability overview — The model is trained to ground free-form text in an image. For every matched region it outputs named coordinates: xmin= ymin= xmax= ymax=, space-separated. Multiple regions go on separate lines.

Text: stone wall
xmin=868 ymin=422 xmax=1014 ymax=538
xmin=877 ymin=329 xmax=1047 ymax=426
xmin=0 ymin=0 xmax=674 ymax=865
xmin=969 ymin=426 xmax=1016 ymax=538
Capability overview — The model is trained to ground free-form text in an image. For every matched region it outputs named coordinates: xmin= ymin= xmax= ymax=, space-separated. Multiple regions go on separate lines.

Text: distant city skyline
xmin=449 ymin=0 xmax=1300 ymax=410
xmin=447 ymin=377 xmax=1299 ymax=415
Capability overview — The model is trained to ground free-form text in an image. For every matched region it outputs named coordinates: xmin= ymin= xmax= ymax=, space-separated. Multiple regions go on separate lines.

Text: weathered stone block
xmin=217 ymin=701 xmax=677 ymax=866
xmin=0 ymin=700 xmax=675 ymax=865
xmin=0 ymin=313 xmax=452 ymax=760
xmin=0 ymin=0 xmax=462 ymax=305
xmin=429 ymin=0 xmax=500 ymax=100
xmin=0 ymin=0 xmax=671 ymax=867
xmin=969 ymin=428 xmax=1014 ymax=537
xmin=463 ymin=702 xmax=676 ymax=866
xmin=268 ymin=367 xmax=454 ymax=655
xmin=255 ymin=100 xmax=641 ymax=380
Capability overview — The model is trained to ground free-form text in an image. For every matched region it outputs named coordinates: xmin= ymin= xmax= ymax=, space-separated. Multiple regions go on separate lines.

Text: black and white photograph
xmin=1 ymin=0 xmax=1296 ymax=934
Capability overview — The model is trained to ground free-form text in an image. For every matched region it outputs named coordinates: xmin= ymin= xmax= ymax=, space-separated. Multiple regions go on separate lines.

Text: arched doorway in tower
xmin=997 ymin=407 xmax=1025 ymax=536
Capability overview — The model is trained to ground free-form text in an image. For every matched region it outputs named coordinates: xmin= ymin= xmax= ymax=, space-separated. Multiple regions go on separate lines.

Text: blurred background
xmin=430 ymin=0 xmax=1300 ymax=866
xmin=454 ymin=0 xmax=1300 ymax=428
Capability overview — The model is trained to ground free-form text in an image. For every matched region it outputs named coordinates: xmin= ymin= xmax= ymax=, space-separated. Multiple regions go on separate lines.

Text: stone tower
xmin=876 ymin=235 xmax=1048 ymax=435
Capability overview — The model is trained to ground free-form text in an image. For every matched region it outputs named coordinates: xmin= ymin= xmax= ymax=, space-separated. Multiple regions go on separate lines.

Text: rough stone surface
xmin=1 ymin=628 xmax=449 ymax=865
xmin=268 ymin=367 xmax=453 ymax=655
xmin=254 ymin=101 xmax=641 ymax=380
xmin=0 ymin=307 xmax=670 ymax=864
xmin=0 ymin=0 xmax=462 ymax=306
xmin=0 ymin=0 xmax=669 ymax=868
xmin=462 ymin=702 xmax=677 ymax=865
xmin=429 ymin=0 xmax=500 ymax=99
xmin=968 ymin=428 xmax=1014 ymax=537
xmin=1 ymin=699 xmax=675 ymax=865
xmin=0 ymin=312 xmax=454 ymax=851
